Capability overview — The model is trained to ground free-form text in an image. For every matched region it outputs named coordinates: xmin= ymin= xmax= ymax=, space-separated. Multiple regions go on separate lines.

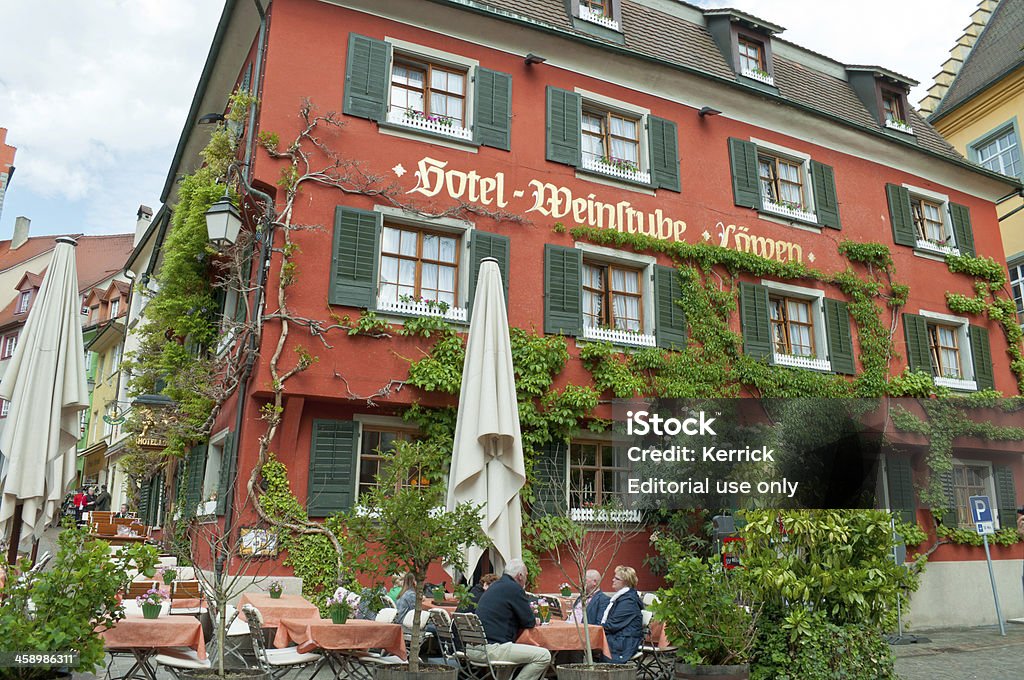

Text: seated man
xmin=568 ymin=569 xmax=610 ymax=625
xmin=474 ymin=559 xmax=551 ymax=680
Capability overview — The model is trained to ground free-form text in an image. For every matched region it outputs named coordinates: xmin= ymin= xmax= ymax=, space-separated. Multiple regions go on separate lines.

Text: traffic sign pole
xmin=982 ymin=533 xmax=1006 ymax=636
xmin=970 ymin=495 xmax=1006 ymax=636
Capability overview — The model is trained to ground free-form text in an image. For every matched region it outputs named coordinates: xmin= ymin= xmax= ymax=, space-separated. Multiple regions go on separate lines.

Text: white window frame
xmin=902 ymin=184 xmax=959 ymax=257
xmin=1 ymin=400 xmax=9 ymax=418
xmin=383 ymin=38 xmax=478 ymax=144
xmin=1 ymin=334 xmax=15 ymax=360
xmin=565 ymin=430 xmax=642 ymax=522
xmin=759 ymin=279 xmax=831 ymax=372
xmin=217 ymin=287 xmax=242 ymax=356
xmin=575 ymin=243 xmax=657 ymax=348
xmin=352 ymin=415 xmax=423 ymax=505
xmin=109 ymin=298 xmax=120 ymax=319
xmin=372 ymin=206 xmax=472 ymax=324
xmin=15 ymin=290 xmax=31 ymax=314
xmin=918 ymin=309 xmax=976 ymax=391
xmin=750 ymin=138 xmax=818 ymax=223
xmin=201 ymin=428 xmax=230 ymax=518
xmin=971 ymin=123 xmax=1020 ymax=179
xmin=575 ymin=88 xmax=651 ymax=186
xmin=950 ymin=458 xmax=998 ymax=529
xmin=1009 ymin=260 xmax=1024 ymax=331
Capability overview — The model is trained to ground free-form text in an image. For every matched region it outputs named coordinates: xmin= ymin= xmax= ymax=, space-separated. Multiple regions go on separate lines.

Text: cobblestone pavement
xmin=893 ymin=623 xmax=1024 ymax=680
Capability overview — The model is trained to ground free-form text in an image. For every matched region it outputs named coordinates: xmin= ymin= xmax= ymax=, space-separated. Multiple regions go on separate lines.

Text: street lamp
xmin=204 ymin=194 xmax=242 ymax=247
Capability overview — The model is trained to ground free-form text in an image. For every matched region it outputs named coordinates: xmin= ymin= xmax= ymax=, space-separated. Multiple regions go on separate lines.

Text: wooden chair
xmin=93 ymin=521 xmax=118 ymax=536
xmin=113 ymin=517 xmax=134 ymax=526
xmin=92 ymin=510 xmax=114 ymax=523
xmin=170 ymin=580 xmax=205 ymax=615
xmin=126 ymin=580 xmax=159 ymax=599
xmin=547 ymin=597 xmax=563 ymax=620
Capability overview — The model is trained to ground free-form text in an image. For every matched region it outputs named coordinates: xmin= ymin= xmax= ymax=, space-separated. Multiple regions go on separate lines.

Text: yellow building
xmin=923 ymin=0 xmax=1024 ymax=324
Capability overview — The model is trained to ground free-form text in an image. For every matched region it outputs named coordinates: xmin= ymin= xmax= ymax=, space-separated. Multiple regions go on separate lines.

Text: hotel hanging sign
xmin=398 ymin=157 xmax=806 ymax=264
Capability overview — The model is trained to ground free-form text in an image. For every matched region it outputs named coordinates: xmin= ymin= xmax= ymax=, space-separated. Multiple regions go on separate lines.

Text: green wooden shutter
xmin=902 ymin=314 xmax=932 ymax=374
xmin=308 ymin=419 xmax=359 ymax=517
xmin=343 ymin=34 xmax=390 ymax=121
xmin=330 ymin=206 xmax=381 ymax=308
xmin=648 ymin=116 xmax=680 ymax=192
xmin=183 ymin=444 xmax=208 ymax=519
xmin=151 ymin=473 xmax=165 ymax=527
xmin=824 ymin=298 xmax=855 ymax=375
xmin=543 ymin=245 xmax=582 ymax=336
xmin=468 ymin=232 xmax=511 ymax=316
xmin=886 ymin=455 xmax=916 ymax=524
xmin=969 ymin=324 xmax=994 ymax=390
xmin=886 ymin=184 xmax=916 ymax=247
xmin=810 ymin=160 xmax=841 ymax=230
xmin=474 ymin=67 xmax=512 ymax=150
xmin=994 ymin=466 xmax=1018 ymax=530
xmin=654 ymin=265 xmax=686 ymax=349
xmin=546 ymin=87 xmax=581 ymax=166
xmin=532 ymin=439 xmax=568 ymax=518
xmin=939 ymin=469 xmax=957 ymax=521
xmin=138 ymin=476 xmax=152 ymax=524
xmin=739 ymin=282 xmax=772 ymax=360
xmin=215 ymin=432 xmax=236 ymax=516
xmin=950 ymin=203 xmax=976 ymax=257
xmin=240 ymin=62 xmax=252 ymax=94
xmin=728 ymin=138 xmax=761 ymax=209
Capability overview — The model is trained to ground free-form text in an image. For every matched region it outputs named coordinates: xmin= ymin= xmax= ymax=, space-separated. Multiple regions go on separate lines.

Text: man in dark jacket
xmin=474 ymin=559 xmax=551 ymax=680
xmin=95 ymin=485 xmax=111 ymax=512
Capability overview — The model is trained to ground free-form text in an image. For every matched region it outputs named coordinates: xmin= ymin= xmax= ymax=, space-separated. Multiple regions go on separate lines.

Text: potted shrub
xmin=559 ymin=582 xmax=572 ymax=597
xmin=160 ymin=566 xmax=177 ymax=585
xmin=341 ymin=439 xmax=489 ymax=680
xmin=268 ymin=579 xmax=284 ymax=599
xmin=0 ymin=523 xmax=157 ymax=680
xmin=326 ymin=587 xmax=359 ymax=623
xmin=650 ymin=535 xmax=757 ymax=680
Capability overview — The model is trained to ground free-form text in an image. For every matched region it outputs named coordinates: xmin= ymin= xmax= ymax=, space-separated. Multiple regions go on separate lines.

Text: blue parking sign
xmin=969 ymin=495 xmax=995 ymax=535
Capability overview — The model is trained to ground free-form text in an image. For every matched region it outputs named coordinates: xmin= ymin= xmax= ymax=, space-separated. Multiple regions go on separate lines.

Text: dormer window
xmin=703 ymin=9 xmax=783 ymax=88
xmin=845 ymin=66 xmax=917 ymax=136
xmin=881 ymin=88 xmax=913 ymax=134
xmin=738 ymin=37 xmax=768 ymax=81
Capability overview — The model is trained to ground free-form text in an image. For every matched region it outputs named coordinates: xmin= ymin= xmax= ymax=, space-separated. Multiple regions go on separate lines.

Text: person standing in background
xmin=95 ymin=485 xmax=111 ymax=512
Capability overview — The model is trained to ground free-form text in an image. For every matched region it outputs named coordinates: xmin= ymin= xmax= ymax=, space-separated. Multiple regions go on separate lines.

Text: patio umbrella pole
xmin=6 ymin=503 xmax=23 ymax=565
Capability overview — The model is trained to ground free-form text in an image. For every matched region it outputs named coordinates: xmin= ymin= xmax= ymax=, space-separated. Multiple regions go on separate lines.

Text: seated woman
xmin=393 ymin=572 xmax=419 ymax=624
xmin=457 ymin=573 xmax=498 ymax=613
xmin=598 ymin=565 xmax=644 ymax=664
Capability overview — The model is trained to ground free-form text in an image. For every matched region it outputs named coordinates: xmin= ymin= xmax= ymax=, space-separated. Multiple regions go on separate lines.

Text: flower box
xmin=570 ymin=507 xmax=643 ymax=523
xmin=386 ymin=109 xmax=473 ymax=141
xmin=582 ymin=325 xmax=656 ymax=347
xmin=581 ymin=155 xmax=651 ymax=185
xmin=761 ymin=200 xmax=818 ymax=224
xmin=885 ymin=119 xmax=914 ymax=134
xmin=934 ymin=376 xmax=977 ymax=391
xmin=377 ymin=297 xmax=468 ymax=322
xmin=914 ymin=239 xmax=959 ymax=257
xmin=773 ymin=353 xmax=832 ymax=372
xmin=579 ymin=5 xmax=620 ymax=31
xmin=741 ymin=68 xmax=774 ymax=86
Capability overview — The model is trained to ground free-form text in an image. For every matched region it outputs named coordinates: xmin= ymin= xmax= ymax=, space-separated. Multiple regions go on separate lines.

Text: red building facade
xmin=151 ymin=0 xmax=1022 ymax=625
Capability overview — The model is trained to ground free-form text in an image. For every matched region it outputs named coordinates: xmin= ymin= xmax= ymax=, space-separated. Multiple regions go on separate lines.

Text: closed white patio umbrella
xmin=0 ymin=237 xmax=89 ymax=560
xmin=446 ymin=257 xmax=525 ymax=577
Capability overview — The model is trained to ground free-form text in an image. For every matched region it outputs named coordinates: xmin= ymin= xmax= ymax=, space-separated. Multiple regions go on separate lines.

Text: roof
xmin=0 ymin=234 xmax=135 ymax=331
xmin=930 ymin=0 xmax=1024 ymax=120
xmin=432 ymin=0 xmax=974 ymax=168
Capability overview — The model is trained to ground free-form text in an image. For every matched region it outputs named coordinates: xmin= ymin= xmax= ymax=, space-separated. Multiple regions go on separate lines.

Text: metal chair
xmin=242 ymin=603 xmax=324 ymax=679
xmin=170 ymin=580 xmax=206 ymax=615
xmin=154 ymin=648 xmax=211 ymax=678
xmin=375 ymin=606 xmax=398 ymax=623
xmin=546 ymin=598 xmax=562 ymax=620
xmin=451 ymin=612 xmax=525 ymax=680
xmin=636 ymin=609 xmax=676 ymax=680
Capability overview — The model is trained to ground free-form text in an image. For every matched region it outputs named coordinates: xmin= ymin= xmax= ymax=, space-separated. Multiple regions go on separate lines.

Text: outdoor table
xmin=421 ymin=597 xmax=459 ymax=613
xmin=101 ymin=611 xmax=206 ymax=680
xmin=238 ymin=592 xmax=319 ymax=627
xmin=274 ymin=616 xmax=407 ymax=678
xmin=517 ymin=620 xmax=611 ymax=657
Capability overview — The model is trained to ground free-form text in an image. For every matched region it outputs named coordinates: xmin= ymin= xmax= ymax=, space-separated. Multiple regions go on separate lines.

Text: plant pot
xmin=162 ymin=573 xmax=176 ymax=585
xmin=142 ymin=603 xmax=162 ymax=619
xmin=269 ymin=590 xmax=282 ymax=599
xmin=561 ymin=588 xmax=572 ymax=597
xmin=674 ymin=663 xmax=749 ymax=680
xmin=375 ymin=663 xmax=458 ymax=680
xmin=330 ymin=607 xmax=349 ymax=624
xmin=557 ymin=663 xmax=637 ymax=680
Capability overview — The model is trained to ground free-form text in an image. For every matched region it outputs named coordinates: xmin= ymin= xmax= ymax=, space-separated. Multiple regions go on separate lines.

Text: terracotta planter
xmin=142 ymin=603 xmax=162 ymax=619
xmin=556 ymin=663 xmax=637 ymax=680
xmin=376 ymin=663 xmax=458 ymax=680
xmin=674 ymin=663 xmax=749 ymax=680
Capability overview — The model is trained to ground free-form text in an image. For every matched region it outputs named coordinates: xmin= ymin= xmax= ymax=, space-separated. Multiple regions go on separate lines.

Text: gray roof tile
xmin=931 ymin=0 xmax=1024 ymax=119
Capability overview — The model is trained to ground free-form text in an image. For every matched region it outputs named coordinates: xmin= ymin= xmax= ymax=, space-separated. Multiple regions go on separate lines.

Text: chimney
xmin=12 ymin=216 xmax=30 ymax=250
xmin=134 ymin=204 xmax=153 ymax=247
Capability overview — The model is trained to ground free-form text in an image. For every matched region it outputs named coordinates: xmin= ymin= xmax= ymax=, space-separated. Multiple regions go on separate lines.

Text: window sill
xmin=934 ymin=376 xmax=977 ymax=391
xmin=914 ymin=240 xmax=959 ymax=258
xmin=378 ymin=120 xmax=479 ymax=152
xmin=377 ymin=298 xmax=468 ymax=323
xmin=741 ymin=68 xmax=774 ymax=86
xmin=761 ymin=200 xmax=818 ymax=225
xmin=578 ymin=6 xmax=621 ymax=31
xmin=773 ymin=353 xmax=832 ymax=372
xmin=582 ymin=325 xmax=656 ymax=348
xmin=570 ymin=507 xmax=642 ymax=523
xmin=386 ymin=109 xmax=472 ymax=141
xmin=885 ymin=120 xmax=915 ymax=135
xmin=580 ymin=155 xmax=651 ymax=185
